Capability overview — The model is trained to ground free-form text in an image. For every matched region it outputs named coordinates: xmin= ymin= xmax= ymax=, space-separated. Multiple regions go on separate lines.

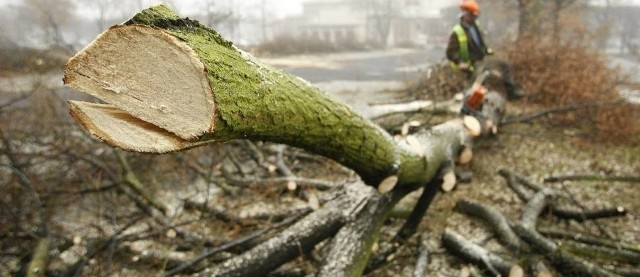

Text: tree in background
xmin=18 ymin=0 xmax=76 ymax=50
xmin=351 ymin=0 xmax=400 ymax=48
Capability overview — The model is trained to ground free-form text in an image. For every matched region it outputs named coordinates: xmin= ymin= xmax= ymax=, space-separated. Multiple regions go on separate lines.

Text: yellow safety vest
xmin=453 ymin=24 xmax=470 ymax=66
xmin=450 ymin=22 xmax=489 ymax=72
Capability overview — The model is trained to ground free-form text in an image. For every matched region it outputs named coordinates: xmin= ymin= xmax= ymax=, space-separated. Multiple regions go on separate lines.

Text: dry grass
xmin=504 ymin=38 xmax=640 ymax=145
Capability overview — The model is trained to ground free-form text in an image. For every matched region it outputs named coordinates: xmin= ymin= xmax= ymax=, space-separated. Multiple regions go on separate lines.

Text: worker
xmin=446 ymin=0 xmax=525 ymax=100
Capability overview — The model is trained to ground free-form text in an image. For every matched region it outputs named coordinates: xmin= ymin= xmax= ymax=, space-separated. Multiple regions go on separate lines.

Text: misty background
xmin=1 ymin=0 xmax=639 ymax=55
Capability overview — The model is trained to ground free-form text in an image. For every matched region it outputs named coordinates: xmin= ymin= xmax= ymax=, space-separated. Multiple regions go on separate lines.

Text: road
xmin=260 ymin=47 xmax=446 ymax=114
xmin=261 ymin=47 xmax=444 ymax=83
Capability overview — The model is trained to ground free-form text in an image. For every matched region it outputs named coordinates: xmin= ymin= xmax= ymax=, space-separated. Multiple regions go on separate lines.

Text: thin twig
xmin=544 ymin=174 xmax=640 ymax=183
xmin=163 ymin=210 xmax=308 ymax=277
xmin=501 ymin=100 xmax=624 ymax=125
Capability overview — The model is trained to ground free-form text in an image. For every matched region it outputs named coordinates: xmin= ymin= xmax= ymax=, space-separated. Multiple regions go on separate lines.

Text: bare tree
xmin=18 ymin=0 xmax=76 ymax=49
xmin=550 ymin=0 xmax=578 ymax=40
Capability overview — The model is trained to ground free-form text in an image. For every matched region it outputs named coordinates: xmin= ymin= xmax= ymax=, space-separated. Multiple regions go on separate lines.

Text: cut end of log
xmin=462 ymin=116 xmax=482 ymax=137
xmin=457 ymin=147 xmax=473 ymax=165
xmin=441 ymin=171 xmax=457 ymax=192
xmin=377 ymin=175 xmax=398 ymax=194
xmin=64 ymin=25 xmax=215 ymax=143
xmin=69 ymin=101 xmax=203 ymax=153
xmin=405 ymin=135 xmax=425 ymax=157
xmin=508 ymin=265 xmax=525 ymax=277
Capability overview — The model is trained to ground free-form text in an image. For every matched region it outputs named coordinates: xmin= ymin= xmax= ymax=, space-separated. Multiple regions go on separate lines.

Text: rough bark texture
xmin=442 ymin=228 xmax=518 ymax=276
xmin=455 ymin=198 xmax=523 ymax=252
xmin=65 ymin=4 xmax=403 ymax=186
xmin=63 ymin=5 xmax=488 ymax=189
xmin=318 ymin=189 xmax=406 ymax=277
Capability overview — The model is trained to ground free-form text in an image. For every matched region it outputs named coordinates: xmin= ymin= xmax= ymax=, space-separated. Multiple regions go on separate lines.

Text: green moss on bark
xmin=125 ymin=4 xmax=409 ymax=185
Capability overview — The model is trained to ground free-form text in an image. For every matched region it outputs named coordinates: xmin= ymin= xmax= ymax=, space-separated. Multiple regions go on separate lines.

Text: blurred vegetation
xmin=505 ymin=38 xmax=640 ymax=145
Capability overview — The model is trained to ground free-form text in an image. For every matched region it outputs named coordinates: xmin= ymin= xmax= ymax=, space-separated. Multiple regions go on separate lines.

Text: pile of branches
xmin=444 ymin=169 xmax=639 ymax=276
xmin=401 ymin=62 xmax=467 ymax=102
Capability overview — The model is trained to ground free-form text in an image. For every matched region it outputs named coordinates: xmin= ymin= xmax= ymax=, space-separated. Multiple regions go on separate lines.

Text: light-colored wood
xmin=406 ymin=135 xmax=425 ymax=157
xmin=508 ymin=265 xmax=525 ymax=277
xmin=441 ymin=171 xmax=457 ymax=192
xmin=457 ymin=147 xmax=473 ymax=165
xmin=463 ymin=115 xmax=482 ymax=136
xmin=378 ymin=175 xmax=398 ymax=194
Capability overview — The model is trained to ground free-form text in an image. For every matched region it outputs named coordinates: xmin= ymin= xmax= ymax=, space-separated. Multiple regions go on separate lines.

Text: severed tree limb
xmin=498 ymin=169 xmax=532 ymax=201
xmin=521 ymin=189 xmax=554 ymax=229
xmin=163 ymin=210 xmax=308 ymax=276
xmin=317 ymin=188 xmax=409 ymax=277
xmin=412 ymin=232 xmax=430 ymax=277
xmin=501 ymin=100 xmax=624 ymax=125
xmin=538 ymin=228 xmax=640 ymax=254
xmin=501 ymin=169 xmax=626 ymax=223
xmin=513 ymin=187 xmax=619 ymax=277
xmin=205 ymin=183 xmax=376 ymax=277
xmin=550 ymin=206 xmax=627 ymax=222
xmin=393 ymin=178 xmax=442 ymax=243
xmin=63 ymin=4 xmax=496 ymax=191
xmin=558 ymin=240 xmax=640 ymax=265
xmin=454 ymin=198 xmax=524 ymax=252
xmin=365 ymin=177 xmax=442 ymax=273
xmin=64 ymin=4 xmax=404 ymax=187
xmin=442 ymin=228 xmax=520 ymax=276
xmin=368 ymin=99 xmax=459 ymax=119
xmin=512 ymin=224 xmax=619 ymax=277
xmin=544 ymin=174 xmax=640 ymax=183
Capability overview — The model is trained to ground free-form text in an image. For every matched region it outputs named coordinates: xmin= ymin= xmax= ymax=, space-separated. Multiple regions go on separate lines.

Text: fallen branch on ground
xmin=544 ymin=174 xmax=640 ymax=183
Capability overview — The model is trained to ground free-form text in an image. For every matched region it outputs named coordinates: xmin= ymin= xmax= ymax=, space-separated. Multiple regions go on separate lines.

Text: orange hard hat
xmin=459 ymin=0 xmax=480 ymax=16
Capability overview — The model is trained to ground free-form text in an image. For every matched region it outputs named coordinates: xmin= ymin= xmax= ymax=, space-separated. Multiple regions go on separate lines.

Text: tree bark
xmin=442 ymin=228 xmax=520 ymax=276
xmin=26 ymin=237 xmax=50 ymax=277
xmin=63 ymin=4 xmax=496 ymax=191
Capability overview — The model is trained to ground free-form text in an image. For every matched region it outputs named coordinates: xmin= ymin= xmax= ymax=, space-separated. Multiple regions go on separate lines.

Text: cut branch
xmin=412 ymin=232 xmax=430 ymax=277
xmin=544 ymin=174 xmax=640 ymax=183
xmin=163 ymin=210 xmax=307 ymax=276
xmin=442 ymin=228 xmax=520 ymax=276
xmin=207 ymin=183 xmax=376 ymax=277
xmin=454 ymin=198 xmax=523 ymax=252
xmin=64 ymin=4 xmax=402 ymax=186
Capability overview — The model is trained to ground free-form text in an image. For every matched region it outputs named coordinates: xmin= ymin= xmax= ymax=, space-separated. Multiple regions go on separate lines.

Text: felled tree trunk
xmin=63 ymin=4 xmax=506 ymax=276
